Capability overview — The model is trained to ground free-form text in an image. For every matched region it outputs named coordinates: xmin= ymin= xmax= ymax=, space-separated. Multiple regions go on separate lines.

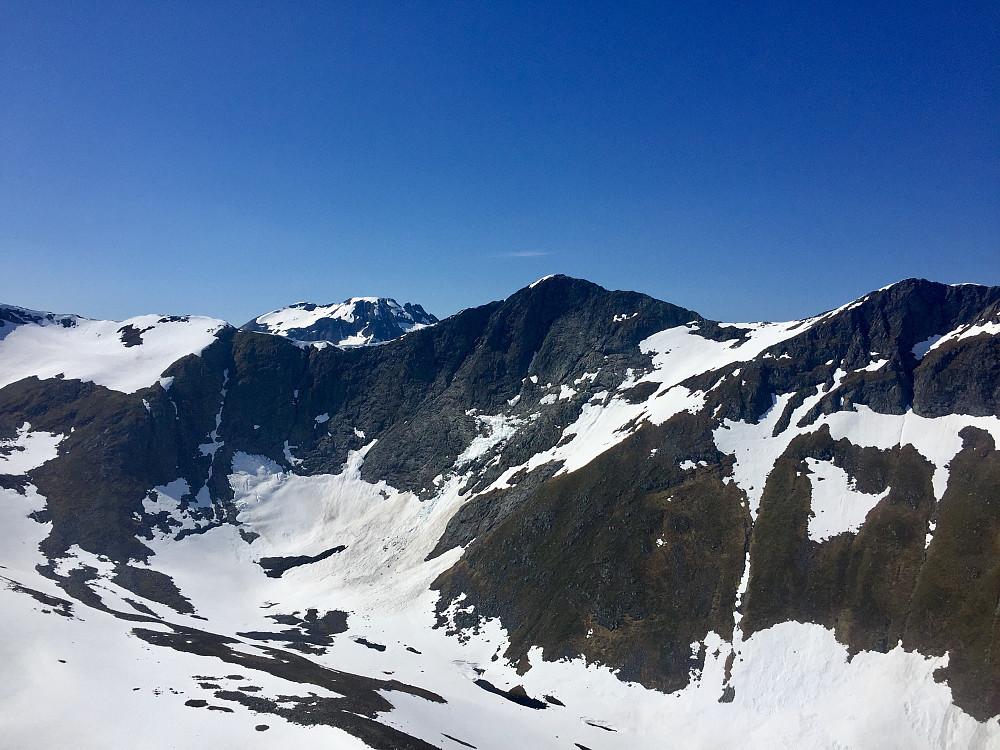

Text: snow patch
xmin=824 ymin=406 xmax=1000 ymax=500
xmin=912 ymin=335 xmax=944 ymax=360
xmin=805 ymin=458 xmax=889 ymax=542
xmin=862 ymin=358 xmax=889 ymax=372
xmin=529 ymin=275 xmax=556 ymax=289
xmin=0 ymin=423 xmax=65 ymax=474
xmin=282 ymin=440 xmax=302 ymax=467
xmin=456 ymin=413 xmax=526 ymax=466
xmin=929 ymin=320 xmax=1000 ymax=351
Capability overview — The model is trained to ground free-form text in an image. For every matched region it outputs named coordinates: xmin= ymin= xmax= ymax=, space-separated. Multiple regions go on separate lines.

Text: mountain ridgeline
xmin=2 ymin=275 xmax=1000 ymax=747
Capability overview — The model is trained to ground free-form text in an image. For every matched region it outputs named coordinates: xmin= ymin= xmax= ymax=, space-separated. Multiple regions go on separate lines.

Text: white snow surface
xmin=529 ymin=274 xmax=556 ymax=288
xmin=0 ymin=311 xmax=226 ymax=393
xmin=913 ymin=334 xmax=944 ymax=360
xmin=456 ymin=413 xmax=526 ymax=467
xmin=5 ymin=449 xmax=996 ymax=750
xmin=2 ymin=420 xmax=998 ymax=749
xmin=805 ymin=458 xmax=889 ymax=542
xmin=824 ymin=406 xmax=1000 ymax=500
xmin=0 ymin=423 xmax=65 ymax=474
xmin=716 ymin=397 xmax=1000 ymax=520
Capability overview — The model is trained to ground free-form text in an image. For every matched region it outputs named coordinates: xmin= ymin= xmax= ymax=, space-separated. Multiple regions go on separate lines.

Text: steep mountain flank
xmin=433 ymin=414 xmax=748 ymax=692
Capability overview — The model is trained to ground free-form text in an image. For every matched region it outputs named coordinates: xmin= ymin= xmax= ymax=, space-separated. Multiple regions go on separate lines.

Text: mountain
xmin=241 ymin=297 xmax=438 ymax=347
xmin=0 ymin=303 xmax=228 ymax=392
xmin=2 ymin=277 xmax=1000 ymax=749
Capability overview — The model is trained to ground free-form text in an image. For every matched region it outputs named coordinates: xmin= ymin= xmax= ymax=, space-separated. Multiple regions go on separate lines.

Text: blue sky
xmin=2 ymin=1 xmax=997 ymax=324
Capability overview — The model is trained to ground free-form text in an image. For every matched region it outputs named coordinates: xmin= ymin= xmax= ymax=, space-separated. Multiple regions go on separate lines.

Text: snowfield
xmin=0 ymin=308 xmax=226 ymax=393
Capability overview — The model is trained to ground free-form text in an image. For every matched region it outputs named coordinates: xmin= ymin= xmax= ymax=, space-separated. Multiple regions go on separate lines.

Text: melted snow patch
xmin=230 ymin=447 xmax=465 ymax=614
xmin=456 ymin=413 xmax=526 ymax=466
xmin=805 ymin=458 xmax=889 ymax=542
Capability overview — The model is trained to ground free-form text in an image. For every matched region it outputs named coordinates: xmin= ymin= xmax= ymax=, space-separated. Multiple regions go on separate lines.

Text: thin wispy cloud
xmin=493 ymin=251 xmax=550 ymax=258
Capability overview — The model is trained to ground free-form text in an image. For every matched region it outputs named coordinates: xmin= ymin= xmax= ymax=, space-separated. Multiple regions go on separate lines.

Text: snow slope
xmin=3 ymin=427 xmax=997 ymax=749
xmin=0 ymin=305 xmax=227 ymax=393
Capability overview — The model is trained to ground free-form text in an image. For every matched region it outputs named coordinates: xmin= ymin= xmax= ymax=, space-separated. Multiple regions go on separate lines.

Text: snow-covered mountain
xmin=0 ymin=303 xmax=227 ymax=392
xmin=241 ymin=297 xmax=438 ymax=347
xmin=2 ymin=277 xmax=1000 ymax=749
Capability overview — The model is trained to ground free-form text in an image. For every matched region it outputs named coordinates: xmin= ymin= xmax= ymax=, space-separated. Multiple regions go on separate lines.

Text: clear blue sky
xmin=2 ymin=1 xmax=997 ymax=324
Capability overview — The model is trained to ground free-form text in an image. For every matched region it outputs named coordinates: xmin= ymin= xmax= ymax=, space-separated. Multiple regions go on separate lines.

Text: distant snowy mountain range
xmin=2 ymin=277 xmax=1000 ymax=749
xmin=241 ymin=297 xmax=438 ymax=347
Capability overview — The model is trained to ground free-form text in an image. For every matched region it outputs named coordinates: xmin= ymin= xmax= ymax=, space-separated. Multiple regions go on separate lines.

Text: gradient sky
xmin=2 ymin=1 xmax=997 ymax=325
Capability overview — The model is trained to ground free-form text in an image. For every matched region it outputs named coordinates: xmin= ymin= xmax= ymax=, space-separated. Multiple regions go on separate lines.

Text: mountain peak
xmin=241 ymin=296 xmax=438 ymax=347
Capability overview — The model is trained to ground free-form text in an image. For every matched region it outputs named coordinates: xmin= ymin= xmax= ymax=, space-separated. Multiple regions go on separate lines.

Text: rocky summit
xmin=1 ymin=276 xmax=999 ymax=749
xmin=241 ymin=297 xmax=438 ymax=348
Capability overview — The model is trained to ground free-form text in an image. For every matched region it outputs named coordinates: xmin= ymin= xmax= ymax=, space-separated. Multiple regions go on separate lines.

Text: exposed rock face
xmin=3 ymin=275 xmax=1000 ymax=745
xmin=0 ymin=304 xmax=79 ymax=335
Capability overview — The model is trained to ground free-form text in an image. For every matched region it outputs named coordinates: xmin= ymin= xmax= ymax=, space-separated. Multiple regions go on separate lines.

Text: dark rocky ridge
xmin=3 ymin=276 xmax=1000 ymax=721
